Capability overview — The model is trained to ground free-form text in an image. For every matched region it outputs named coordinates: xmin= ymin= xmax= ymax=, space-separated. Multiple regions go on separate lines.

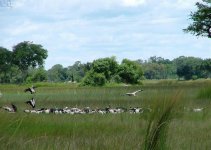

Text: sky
xmin=0 ymin=0 xmax=210 ymax=69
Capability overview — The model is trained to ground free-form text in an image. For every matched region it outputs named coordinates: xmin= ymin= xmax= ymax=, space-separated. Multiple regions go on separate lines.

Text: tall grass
xmin=144 ymin=91 xmax=182 ymax=150
xmin=0 ymin=80 xmax=211 ymax=149
xmin=198 ymin=86 xmax=211 ymax=99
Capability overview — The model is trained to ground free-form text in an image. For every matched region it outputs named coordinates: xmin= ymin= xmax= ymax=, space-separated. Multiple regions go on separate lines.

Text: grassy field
xmin=0 ymin=79 xmax=211 ymax=150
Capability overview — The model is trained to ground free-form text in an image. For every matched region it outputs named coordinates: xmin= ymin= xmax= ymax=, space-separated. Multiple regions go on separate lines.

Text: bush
xmin=81 ymin=71 xmax=106 ymax=86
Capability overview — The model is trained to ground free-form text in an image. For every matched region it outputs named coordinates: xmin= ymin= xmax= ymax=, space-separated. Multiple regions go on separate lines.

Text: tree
xmin=80 ymin=57 xmax=118 ymax=86
xmin=143 ymin=63 xmax=166 ymax=79
xmin=12 ymin=41 xmax=48 ymax=81
xmin=118 ymin=59 xmax=143 ymax=84
xmin=47 ymin=64 xmax=67 ymax=82
xmin=200 ymin=58 xmax=211 ymax=78
xmin=81 ymin=71 xmax=106 ymax=86
xmin=26 ymin=67 xmax=47 ymax=83
xmin=0 ymin=47 xmax=13 ymax=83
xmin=92 ymin=56 xmax=118 ymax=82
xmin=183 ymin=0 xmax=211 ymax=38
xmin=67 ymin=61 xmax=86 ymax=82
xmin=174 ymin=56 xmax=203 ymax=80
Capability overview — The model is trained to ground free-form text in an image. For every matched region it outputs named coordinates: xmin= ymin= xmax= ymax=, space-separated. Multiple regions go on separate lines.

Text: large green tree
xmin=12 ymin=41 xmax=48 ymax=82
xmin=81 ymin=57 xmax=118 ymax=86
xmin=92 ymin=56 xmax=118 ymax=81
xmin=184 ymin=0 xmax=211 ymax=38
xmin=118 ymin=59 xmax=143 ymax=84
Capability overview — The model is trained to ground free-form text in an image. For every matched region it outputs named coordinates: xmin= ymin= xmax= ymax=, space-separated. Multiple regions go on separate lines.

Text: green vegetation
xmin=1 ymin=42 xmax=211 ymax=85
xmin=184 ymin=0 xmax=211 ymax=38
xmin=0 ymin=80 xmax=211 ymax=149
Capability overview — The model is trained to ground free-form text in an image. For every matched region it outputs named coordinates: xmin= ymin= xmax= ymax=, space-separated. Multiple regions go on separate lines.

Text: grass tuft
xmin=144 ymin=91 xmax=182 ymax=150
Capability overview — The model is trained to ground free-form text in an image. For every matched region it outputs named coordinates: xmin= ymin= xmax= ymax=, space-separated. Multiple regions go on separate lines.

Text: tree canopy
xmin=12 ymin=41 xmax=48 ymax=72
xmin=184 ymin=0 xmax=211 ymax=38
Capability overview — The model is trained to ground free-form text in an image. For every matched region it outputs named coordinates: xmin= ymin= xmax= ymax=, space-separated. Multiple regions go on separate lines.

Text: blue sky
xmin=0 ymin=0 xmax=210 ymax=69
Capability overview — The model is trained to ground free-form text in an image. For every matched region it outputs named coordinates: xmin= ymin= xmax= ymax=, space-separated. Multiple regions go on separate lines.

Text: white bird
xmin=126 ymin=89 xmax=143 ymax=96
xmin=1 ymin=103 xmax=17 ymax=113
xmin=193 ymin=108 xmax=204 ymax=112
xmin=24 ymin=85 xmax=37 ymax=94
xmin=25 ymin=98 xmax=36 ymax=108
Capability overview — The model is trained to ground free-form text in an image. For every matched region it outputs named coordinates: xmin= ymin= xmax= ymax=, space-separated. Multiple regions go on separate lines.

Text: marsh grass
xmin=198 ymin=86 xmax=211 ymax=99
xmin=144 ymin=91 xmax=182 ymax=150
xmin=0 ymin=80 xmax=211 ymax=149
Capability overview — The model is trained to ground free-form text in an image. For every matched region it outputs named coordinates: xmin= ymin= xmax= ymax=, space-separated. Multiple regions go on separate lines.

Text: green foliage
xmin=12 ymin=41 xmax=48 ymax=71
xmin=26 ymin=68 xmax=47 ymax=83
xmin=47 ymin=64 xmax=67 ymax=82
xmin=92 ymin=56 xmax=118 ymax=81
xmin=184 ymin=0 xmax=211 ymax=38
xmin=118 ymin=59 xmax=143 ymax=84
xmin=0 ymin=47 xmax=13 ymax=83
xmin=81 ymin=71 xmax=106 ymax=86
xmin=140 ymin=56 xmax=176 ymax=79
xmin=174 ymin=56 xmax=204 ymax=80
xmin=67 ymin=61 xmax=86 ymax=82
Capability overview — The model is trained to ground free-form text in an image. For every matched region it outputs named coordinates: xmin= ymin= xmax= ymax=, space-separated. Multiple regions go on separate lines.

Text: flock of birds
xmin=0 ymin=86 xmax=149 ymax=114
xmin=0 ymin=86 xmax=206 ymax=114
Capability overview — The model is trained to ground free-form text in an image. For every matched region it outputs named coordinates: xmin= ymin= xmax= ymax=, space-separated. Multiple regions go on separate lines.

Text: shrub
xmin=81 ymin=71 xmax=106 ymax=86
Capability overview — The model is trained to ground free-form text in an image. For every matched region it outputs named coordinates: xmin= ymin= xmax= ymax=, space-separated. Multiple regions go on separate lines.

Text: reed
xmin=144 ymin=91 xmax=182 ymax=150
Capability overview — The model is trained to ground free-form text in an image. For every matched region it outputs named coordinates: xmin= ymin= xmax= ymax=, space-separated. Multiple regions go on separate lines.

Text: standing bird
xmin=0 ymin=103 xmax=17 ymax=113
xmin=25 ymin=98 xmax=36 ymax=108
xmin=24 ymin=85 xmax=37 ymax=94
xmin=126 ymin=89 xmax=143 ymax=96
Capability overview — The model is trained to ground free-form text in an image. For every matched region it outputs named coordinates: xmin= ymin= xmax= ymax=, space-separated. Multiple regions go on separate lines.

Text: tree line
xmin=0 ymin=41 xmax=211 ymax=86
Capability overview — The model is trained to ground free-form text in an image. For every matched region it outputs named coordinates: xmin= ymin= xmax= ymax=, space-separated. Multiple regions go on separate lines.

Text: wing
xmin=24 ymin=88 xmax=30 ymax=92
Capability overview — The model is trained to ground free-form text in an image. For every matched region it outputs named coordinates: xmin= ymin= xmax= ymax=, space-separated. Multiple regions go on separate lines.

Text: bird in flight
xmin=126 ymin=89 xmax=143 ymax=96
xmin=24 ymin=85 xmax=37 ymax=94
xmin=25 ymin=98 xmax=36 ymax=108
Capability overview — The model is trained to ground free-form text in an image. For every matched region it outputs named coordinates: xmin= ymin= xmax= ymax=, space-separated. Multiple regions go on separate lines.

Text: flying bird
xmin=24 ymin=85 xmax=37 ymax=94
xmin=25 ymin=98 xmax=36 ymax=108
xmin=126 ymin=89 xmax=143 ymax=96
xmin=0 ymin=103 xmax=17 ymax=112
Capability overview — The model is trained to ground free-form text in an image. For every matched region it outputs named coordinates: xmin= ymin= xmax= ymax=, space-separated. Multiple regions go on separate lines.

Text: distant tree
xmin=200 ymin=58 xmax=211 ymax=78
xmin=12 ymin=41 xmax=48 ymax=82
xmin=92 ymin=56 xmax=118 ymax=82
xmin=143 ymin=63 xmax=166 ymax=79
xmin=118 ymin=59 xmax=143 ymax=84
xmin=183 ymin=0 xmax=211 ymax=38
xmin=174 ymin=56 xmax=203 ymax=80
xmin=67 ymin=61 xmax=86 ymax=82
xmin=0 ymin=47 xmax=12 ymax=83
xmin=47 ymin=64 xmax=67 ymax=82
xmin=27 ymin=67 xmax=47 ymax=83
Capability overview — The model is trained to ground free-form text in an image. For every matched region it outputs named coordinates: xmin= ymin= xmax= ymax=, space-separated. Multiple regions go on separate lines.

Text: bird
xmin=0 ymin=103 xmax=17 ymax=113
xmin=24 ymin=85 xmax=37 ymax=94
xmin=126 ymin=89 xmax=143 ymax=96
xmin=193 ymin=108 xmax=204 ymax=112
xmin=25 ymin=98 xmax=36 ymax=108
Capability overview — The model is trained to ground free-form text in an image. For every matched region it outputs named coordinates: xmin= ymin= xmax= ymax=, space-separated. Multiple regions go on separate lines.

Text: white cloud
xmin=0 ymin=0 xmax=210 ymax=69
xmin=121 ymin=0 xmax=146 ymax=7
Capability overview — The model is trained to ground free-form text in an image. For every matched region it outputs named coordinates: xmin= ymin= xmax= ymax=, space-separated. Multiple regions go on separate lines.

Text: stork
xmin=1 ymin=103 xmax=17 ymax=113
xmin=126 ymin=89 xmax=143 ymax=96
xmin=24 ymin=85 xmax=37 ymax=94
xmin=25 ymin=98 xmax=36 ymax=108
